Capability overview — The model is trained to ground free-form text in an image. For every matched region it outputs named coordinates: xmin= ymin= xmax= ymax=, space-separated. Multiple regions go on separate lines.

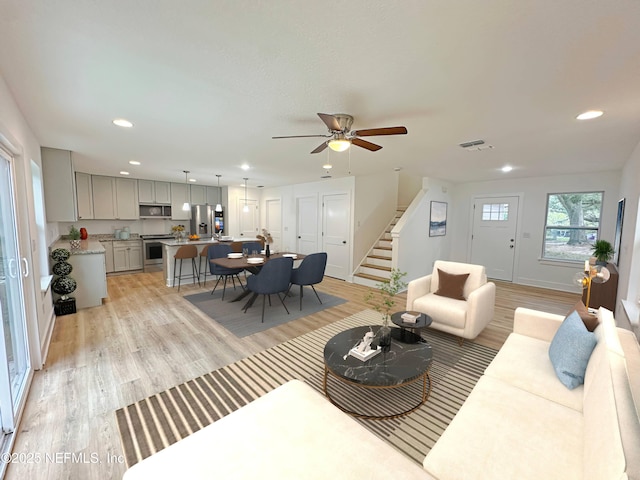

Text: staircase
xmin=353 ymin=208 xmax=405 ymax=288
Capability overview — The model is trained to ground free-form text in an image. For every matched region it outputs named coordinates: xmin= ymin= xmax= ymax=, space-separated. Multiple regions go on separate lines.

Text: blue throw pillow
xmin=548 ymin=310 xmax=597 ymax=390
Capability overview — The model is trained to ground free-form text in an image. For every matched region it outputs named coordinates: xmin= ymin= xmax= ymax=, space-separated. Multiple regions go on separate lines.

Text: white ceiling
xmin=1 ymin=0 xmax=639 ymax=189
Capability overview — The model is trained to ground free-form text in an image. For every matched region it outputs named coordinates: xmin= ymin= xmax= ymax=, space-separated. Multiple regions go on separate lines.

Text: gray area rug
xmin=116 ymin=309 xmax=498 ymax=468
xmin=183 ymin=286 xmax=346 ymax=337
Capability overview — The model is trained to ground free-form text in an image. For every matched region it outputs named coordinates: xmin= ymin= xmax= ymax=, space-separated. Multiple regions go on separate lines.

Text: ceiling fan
xmin=272 ymin=113 xmax=408 ymax=154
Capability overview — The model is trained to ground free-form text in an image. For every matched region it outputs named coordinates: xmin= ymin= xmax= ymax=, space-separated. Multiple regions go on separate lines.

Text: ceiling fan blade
xmin=352 ymin=126 xmax=408 ymax=137
xmin=311 ymin=142 xmax=328 ymax=154
xmin=272 ymin=134 xmax=331 ymax=139
xmin=317 ymin=113 xmax=341 ymax=131
xmin=352 ymin=138 xmax=382 ymax=151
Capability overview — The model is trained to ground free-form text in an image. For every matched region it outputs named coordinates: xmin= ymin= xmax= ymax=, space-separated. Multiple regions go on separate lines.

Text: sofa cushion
xmin=549 ymin=310 xmax=597 ymax=389
xmin=567 ymin=300 xmax=599 ymax=332
xmin=434 ymin=269 xmax=469 ymax=300
xmin=413 ymin=292 xmax=467 ymax=329
xmin=423 ymin=375 xmax=583 ymax=480
xmin=484 ymin=332 xmax=583 ymax=411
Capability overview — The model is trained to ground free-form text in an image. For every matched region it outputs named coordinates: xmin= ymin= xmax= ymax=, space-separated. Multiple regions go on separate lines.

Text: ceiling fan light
xmin=328 ymin=139 xmax=351 ymax=152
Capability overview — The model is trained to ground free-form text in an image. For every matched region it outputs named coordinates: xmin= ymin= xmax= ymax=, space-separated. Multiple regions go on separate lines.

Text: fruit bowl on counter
xmin=188 ymin=235 xmax=200 ymax=241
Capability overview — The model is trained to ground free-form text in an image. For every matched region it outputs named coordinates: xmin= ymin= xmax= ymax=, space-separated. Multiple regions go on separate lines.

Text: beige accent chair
xmin=405 ymin=260 xmax=496 ymax=342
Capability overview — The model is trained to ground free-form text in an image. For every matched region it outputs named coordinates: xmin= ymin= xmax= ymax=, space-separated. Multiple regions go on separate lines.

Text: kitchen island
xmin=161 ymin=238 xmax=261 ymax=288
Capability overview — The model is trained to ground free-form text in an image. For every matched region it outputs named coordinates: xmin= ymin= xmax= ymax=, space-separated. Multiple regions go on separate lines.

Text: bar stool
xmin=198 ymin=244 xmax=212 ymax=287
xmin=173 ymin=244 xmax=199 ymax=291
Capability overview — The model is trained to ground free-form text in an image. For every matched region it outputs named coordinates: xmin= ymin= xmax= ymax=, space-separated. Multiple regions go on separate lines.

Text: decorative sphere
xmin=52 ymin=276 xmax=77 ymax=295
xmin=52 ymin=261 xmax=73 ymax=276
xmin=51 ymin=248 xmax=71 ymax=262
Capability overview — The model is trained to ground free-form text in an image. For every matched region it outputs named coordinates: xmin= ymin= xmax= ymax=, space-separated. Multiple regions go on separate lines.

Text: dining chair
xmin=287 ymin=252 xmax=327 ymax=310
xmin=208 ymin=243 xmax=244 ymax=300
xmin=244 ymin=256 xmax=294 ymax=322
xmin=173 ymin=244 xmax=199 ymax=292
xmin=198 ymin=245 xmax=211 ymax=286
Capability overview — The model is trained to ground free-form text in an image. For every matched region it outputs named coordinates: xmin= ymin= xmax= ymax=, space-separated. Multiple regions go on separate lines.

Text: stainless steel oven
xmin=141 ymin=234 xmax=174 ymax=270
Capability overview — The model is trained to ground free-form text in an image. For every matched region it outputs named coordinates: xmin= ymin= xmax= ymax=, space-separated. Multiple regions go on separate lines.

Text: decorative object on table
xmin=429 ymin=201 xmax=447 ymax=237
xmin=79 ymin=227 xmax=88 ymax=240
xmin=573 ymin=261 xmax=610 ymax=311
xmin=401 ymin=311 xmax=421 ymax=324
xmin=68 ymin=225 xmax=81 ymax=250
xmin=257 ymin=229 xmax=274 ymax=257
xmin=364 ymin=269 xmax=407 ymax=348
xmin=347 ymin=328 xmax=381 ymax=361
xmin=50 ymin=247 xmax=77 ymax=315
xmin=171 ymin=224 xmax=185 ymax=241
xmin=592 ymin=239 xmax=614 ymax=266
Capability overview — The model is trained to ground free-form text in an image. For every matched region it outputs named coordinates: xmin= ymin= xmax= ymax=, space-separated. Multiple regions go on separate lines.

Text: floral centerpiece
xmin=171 ymin=224 xmax=185 ymax=241
xmin=257 ymin=229 xmax=274 ymax=256
xmin=364 ymin=269 xmax=407 ymax=347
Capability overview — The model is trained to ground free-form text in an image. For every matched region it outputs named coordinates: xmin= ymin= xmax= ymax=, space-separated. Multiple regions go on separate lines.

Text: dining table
xmin=209 ymin=251 xmax=306 ymax=305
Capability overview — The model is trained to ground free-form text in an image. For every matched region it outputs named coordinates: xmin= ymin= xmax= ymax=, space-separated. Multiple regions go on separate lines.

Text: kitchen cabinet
xmin=190 ymin=184 xmax=207 ymax=205
xmin=75 ymin=172 xmax=94 ymax=220
xmin=171 ymin=183 xmax=190 ymax=220
xmin=113 ymin=240 xmax=143 ymax=272
xmin=206 ymin=186 xmax=222 ymax=206
xmin=139 ymin=180 xmax=171 ymax=204
xmin=101 ymin=240 xmax=115 ymax=273
xmin=91 ymin=176 xmax=139 ymax=220
xmin=41 ymin=147 xmax=77 ymax=222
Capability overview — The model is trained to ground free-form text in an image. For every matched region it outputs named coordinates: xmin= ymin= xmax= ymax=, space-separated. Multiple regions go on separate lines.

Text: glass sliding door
xmin=0 ymin=147 xmax=30 ymax=433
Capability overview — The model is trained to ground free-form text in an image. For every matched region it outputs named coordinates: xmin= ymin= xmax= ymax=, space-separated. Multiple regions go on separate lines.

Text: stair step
xmin=354 ymin=272 xmax=389 ymax=284
xmin=361 ymin=263 xmax=391 ymax=272
xmin=368 ymin=254 xmax=391 ymax=261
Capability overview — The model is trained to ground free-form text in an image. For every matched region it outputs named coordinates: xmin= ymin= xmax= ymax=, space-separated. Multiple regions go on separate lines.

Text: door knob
xmin=298 ymin=236 xmax=301 ymax=239
xmin=510 ymin=245 xmax=514 ymax=249
xmin=342 ymin=241 xmax=347 ymax=244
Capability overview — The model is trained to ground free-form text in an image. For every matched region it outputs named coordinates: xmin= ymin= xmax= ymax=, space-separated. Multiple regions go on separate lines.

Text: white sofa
xmin=406 ymin=260 xmax=496 ymax=341
xmin=123 ymin=307 xmax=640 ymax=480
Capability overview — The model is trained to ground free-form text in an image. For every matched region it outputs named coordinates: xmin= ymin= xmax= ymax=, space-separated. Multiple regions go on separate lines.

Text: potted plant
xmin=364 ymin=269 xmax=407 ymax=347
xmin=592 ymin=239 xmax=614 ymax=266
xmin=68 ymin=225 xmax=81 ymax=250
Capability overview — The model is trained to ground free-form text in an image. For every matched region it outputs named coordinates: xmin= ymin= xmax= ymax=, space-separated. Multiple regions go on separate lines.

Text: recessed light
xmin=501 ymin=166 xmax=513 ymax=173
xmin=120 ymin=171 xmax=130 ymax=175
xmin=128 ymin=160 xmax=141 ymax=165
xmin=241 ymin=164 xmax=250 ymax=171
xmin=113 ymin=118 xmax=134 ymax=128
xmin=576 ymin=110 xmax=603 ymax=120
xmin=323 ymin=164 xmax=332 ymax=169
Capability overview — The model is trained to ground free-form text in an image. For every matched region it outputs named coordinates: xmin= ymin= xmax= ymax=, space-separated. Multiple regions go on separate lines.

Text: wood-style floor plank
xmin=6 ymin=272 xmax=580 ymax=479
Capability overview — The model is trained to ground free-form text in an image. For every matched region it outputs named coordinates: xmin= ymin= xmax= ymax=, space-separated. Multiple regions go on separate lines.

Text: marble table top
xmin=323 ymin=326 xmax=433 ymax=387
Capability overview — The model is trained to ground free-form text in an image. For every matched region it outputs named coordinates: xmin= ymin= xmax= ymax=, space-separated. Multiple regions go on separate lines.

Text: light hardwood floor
xmin=6 ymin=272 xmax=580 ymax=479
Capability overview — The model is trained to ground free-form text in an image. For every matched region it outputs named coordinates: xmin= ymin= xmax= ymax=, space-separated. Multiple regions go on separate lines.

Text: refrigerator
xmin=190 ymin=205 xmax=224 ymax=236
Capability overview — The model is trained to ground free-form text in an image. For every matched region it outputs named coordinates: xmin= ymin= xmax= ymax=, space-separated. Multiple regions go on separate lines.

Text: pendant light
xmin=242 ymin=177 xmax=249 ymax=213
xmin=215 ymin=174 xmax=223 ymax=212
xmin=182 ymin=170 xmax=190 ymax=211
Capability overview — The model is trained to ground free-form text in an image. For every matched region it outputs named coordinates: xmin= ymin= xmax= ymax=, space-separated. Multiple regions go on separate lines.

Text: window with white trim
xmin=543 ymin=192 xmax=603 ymax=261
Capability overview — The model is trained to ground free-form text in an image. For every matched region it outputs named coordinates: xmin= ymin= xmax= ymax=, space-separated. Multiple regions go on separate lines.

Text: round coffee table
xmin=323 ymin=325 xmax=433 ymax=420
xmin=390 ymin=311 xmax=433 ymax=343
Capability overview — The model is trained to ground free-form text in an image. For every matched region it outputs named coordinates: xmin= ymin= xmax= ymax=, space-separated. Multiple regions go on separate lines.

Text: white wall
xmin=450 ymin=170 xmax=621 ymax=292
xmin=397 ymin=170 xmax=423 ymax=208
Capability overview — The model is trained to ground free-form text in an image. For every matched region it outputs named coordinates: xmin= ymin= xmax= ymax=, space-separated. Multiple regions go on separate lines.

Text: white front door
xmin=470 ymin=196 xmax=520 ymax=281
xmin=265 ymin=199 xmax=281 ymax=251
xmin=238 ymin=199 xmax=258 ymax=238
xmin=322 ymin=193 xmax=350 ymax=280
xmin=296 ymin=196 xmax=318 ymax=255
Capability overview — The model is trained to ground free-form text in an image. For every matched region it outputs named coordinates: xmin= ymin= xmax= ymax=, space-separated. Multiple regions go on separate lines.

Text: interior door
xmin=265 ymin=199 xmax=281 ymax=251
xmin=238 ymin=199 xmax=258 ymax=238
xmin=296 ymin=196 xmax=318 ymax=255
xmin=322 ymin=193 xmax=350 ymax=280
xmin=470 ymin=196 xmax=520 ymax=281
xmin=0 ymin=148 xmax=31 ymax=434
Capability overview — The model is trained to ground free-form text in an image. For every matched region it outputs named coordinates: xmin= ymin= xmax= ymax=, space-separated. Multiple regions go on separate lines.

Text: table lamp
xmin=574 ymin=261 xmax=610 ymax=312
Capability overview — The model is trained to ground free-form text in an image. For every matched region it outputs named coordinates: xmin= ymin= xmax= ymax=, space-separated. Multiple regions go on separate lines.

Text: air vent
xmin=320 ymin=175 xmax=332 ymax=179
xmin=459 ymin=139 xmax=493 ymax=151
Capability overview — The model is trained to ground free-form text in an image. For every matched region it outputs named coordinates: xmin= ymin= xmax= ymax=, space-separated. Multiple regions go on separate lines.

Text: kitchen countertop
xmin=51 ymin=239 xmax=105 ymax=255
xmin=160 ymin=237 xmax=261 ymax=247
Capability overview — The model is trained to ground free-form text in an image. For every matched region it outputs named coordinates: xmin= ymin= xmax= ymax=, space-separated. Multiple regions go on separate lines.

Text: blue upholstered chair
xmin=208 ymin=244 xmax=244 ymax=300
xmin=287 ymin=252 xmax=327 ymax=310
xmin=244 ymin=257 xmax=294 ymax=322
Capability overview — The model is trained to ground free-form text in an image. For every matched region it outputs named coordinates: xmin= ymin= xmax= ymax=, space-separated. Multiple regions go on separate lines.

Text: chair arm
xmin=406 ymin=275 xmax=432 ymax=310
xmin=464 ymin=281 xmax=496 ymax=339
xmin=513 ymin=307 xmax=564 ymax=342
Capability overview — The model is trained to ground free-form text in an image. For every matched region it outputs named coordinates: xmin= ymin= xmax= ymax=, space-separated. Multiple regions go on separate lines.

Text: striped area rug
xmin=115 ymin=309 xmax=497 ymax=468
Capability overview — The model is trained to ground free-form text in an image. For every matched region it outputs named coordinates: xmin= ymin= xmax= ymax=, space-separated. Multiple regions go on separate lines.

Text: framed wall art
xmin=429 ymin=201 xmax=447 ymax=237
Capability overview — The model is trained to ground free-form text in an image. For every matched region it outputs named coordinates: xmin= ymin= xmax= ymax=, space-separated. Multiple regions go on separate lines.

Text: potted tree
xmin=364 ymin=269 xmax=407 ymax=347
xmin=592 ymin=239 xmax=615 ymax=266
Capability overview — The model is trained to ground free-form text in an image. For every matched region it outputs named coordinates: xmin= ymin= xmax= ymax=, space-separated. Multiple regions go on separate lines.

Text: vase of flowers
xmin=364 ymin=269 xmax=407 ymax=348
xmin=258 ymin=228 xmax=274 ymax=256
xmin=171 ymin=224 xmax=185 ymax=241
xmin=68 ymin=225 xmax=81 ymax=250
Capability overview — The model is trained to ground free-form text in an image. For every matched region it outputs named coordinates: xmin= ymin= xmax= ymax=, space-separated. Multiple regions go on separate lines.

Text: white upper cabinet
xmin=190 ymin=184 xmax=207 ymax=205
xmin=138 ymin=180 xmax=171 ymax=204
xmin=171 ymin=182 xmax=190 ymax=220
xmin=41 ymin=147 xmax=78 ymax=222
xmin=91 ymin=176 xmax=139 ymax=219
xmin=75 ymin=172 xmax=94 ymax=220
xmin=115 ymin=177 xmax=139 ymax=219
xmin=206 ymin=186 xmax=222 ymax=206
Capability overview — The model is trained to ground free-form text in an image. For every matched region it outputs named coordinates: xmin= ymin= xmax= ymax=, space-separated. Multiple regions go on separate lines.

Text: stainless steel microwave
xmin=139 ymin=204 xmax=172 ymax=218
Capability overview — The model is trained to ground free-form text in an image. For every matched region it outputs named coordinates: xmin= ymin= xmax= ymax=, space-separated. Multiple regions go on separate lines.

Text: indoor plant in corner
xmin=592 ymin=239 xmax=614 ymax=266
xmin=364 ymin=269 xmax=407 ymax=348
